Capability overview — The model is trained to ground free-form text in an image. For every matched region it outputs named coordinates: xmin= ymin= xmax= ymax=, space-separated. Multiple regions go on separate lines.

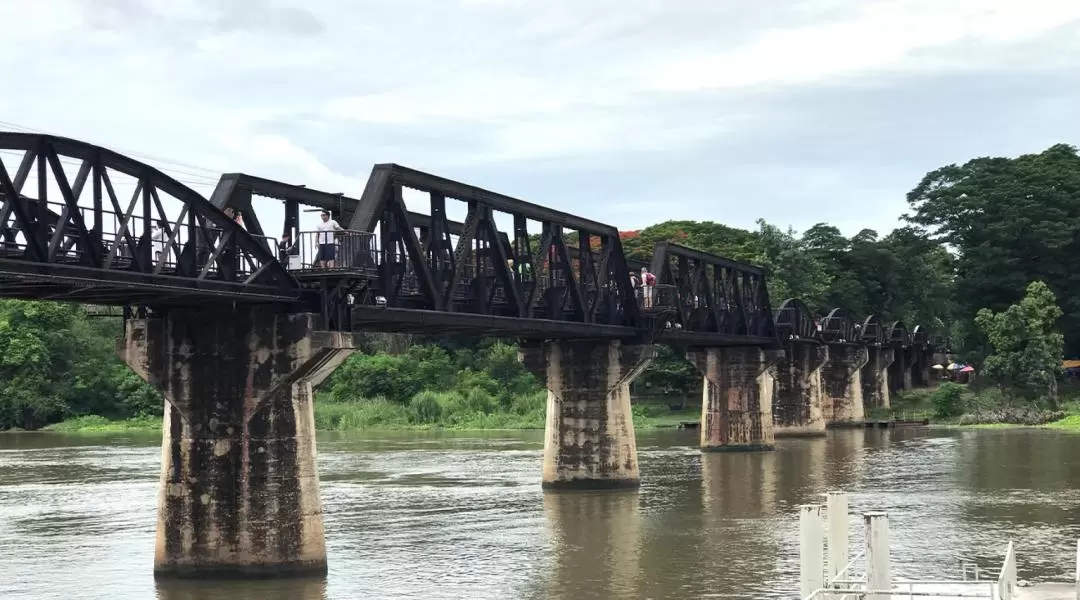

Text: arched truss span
xmin=911 ymin=324 xmax=930 ymax=346
xmin=0 ymin=132 xmax=298 ymax=304
xmin=774 ymin=298 xmax=818 ymax=341
xmin=820 ymin=307 xmax=856 ymax=343
xmin=860 ymin=314 xmax=885 ymax=345
xmin=887 ymin=320 xmax=909 ymax=346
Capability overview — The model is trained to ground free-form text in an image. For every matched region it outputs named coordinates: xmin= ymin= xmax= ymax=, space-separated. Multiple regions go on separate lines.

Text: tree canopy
xmin=905 ymin=143 xmax=1080 ymax=356
xmin=974 ymin=281 xmax=1065 ymax=406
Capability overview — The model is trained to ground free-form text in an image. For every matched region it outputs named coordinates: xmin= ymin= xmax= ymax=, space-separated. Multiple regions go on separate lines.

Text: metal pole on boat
xmin=1074 ymin=539 xmax=1079 ymax=599
xmin=800 ymin=504 xmax=825 ymax=598
xmin=826 ymin=491 xmax=849 ymax=586
xmin=864 ymin=511 xmax=891 ymax=600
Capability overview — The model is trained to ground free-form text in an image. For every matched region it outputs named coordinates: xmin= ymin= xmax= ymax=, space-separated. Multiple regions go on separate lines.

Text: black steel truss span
xmin=860 ymin=313 xmax=886 ymax=345
xmin=775 ymin=298 xmax=818 ymax=341
xmin=0 ymin=132 xmax=298 ymax=304
xmin=820 ymin=307 xmax=857 ymax=344
xmin=770 ymin=298 xmax=948 ymax=350
xmin=348 ymin=163 xmax=642 ymax=329
xmin=647 ymin=241 xmax=778 ymax=342
xmin=887 ymin=320 xmax=909 ymax=347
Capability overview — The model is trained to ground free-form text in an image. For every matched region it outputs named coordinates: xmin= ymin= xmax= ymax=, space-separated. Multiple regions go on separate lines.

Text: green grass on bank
xmin=896 ymin=383 xmax=1080 ymax=431
xmin=28 ymin=396 xmax=700 ymax=434
xmin=42 ymin=414 xmax=162 ymax=433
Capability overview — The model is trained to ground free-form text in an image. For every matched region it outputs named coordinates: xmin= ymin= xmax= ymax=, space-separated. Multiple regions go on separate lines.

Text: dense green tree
xmin=619 ymin=220 xmax=760 ymax=263
xmin=0 ymin=301 xmax=160 ymax=429
xmin=906 ymin=143 xmax=1080 ymax=356
xmin=974 ymin=281 xmax=1065 ymax=406
xmin=753 ymin=219 xmax=832 ymax=308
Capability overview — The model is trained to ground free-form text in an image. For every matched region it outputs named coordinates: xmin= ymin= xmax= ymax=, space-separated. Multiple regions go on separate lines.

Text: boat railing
xmin=796 ymin=491 xmax=1058 ymax=600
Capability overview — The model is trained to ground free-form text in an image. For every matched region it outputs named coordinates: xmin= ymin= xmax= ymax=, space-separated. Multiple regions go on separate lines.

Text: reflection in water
xmin=702 ymin=450 xmax=778 ymax=518
xmin=533 ymin=492 xmax=641 ymax=600
xmin=771 ymin=436 xmax=826 ymax=509
xmin=155 ymin=578 xmax=327 ymax=600
xmin=4 ymin=427 xmax=1080 ymax=599
xmin=698 ymin=450 xmax=786 ymax=598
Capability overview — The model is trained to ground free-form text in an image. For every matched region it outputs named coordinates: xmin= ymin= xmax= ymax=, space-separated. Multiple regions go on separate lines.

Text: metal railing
xmin=637 ymin=283 xmax=677 ymax=313
xmin=798 ymin=493 xmax=1036 ymax=600
xmin=282 ymin=230 xmax=377 ymax=274
xmin=1 ymin=197 xmax=279 ymax=280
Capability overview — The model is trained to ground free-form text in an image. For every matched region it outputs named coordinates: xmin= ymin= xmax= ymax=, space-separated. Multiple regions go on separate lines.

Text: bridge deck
xmin=350 ymin=306 xmax=776 ymax=344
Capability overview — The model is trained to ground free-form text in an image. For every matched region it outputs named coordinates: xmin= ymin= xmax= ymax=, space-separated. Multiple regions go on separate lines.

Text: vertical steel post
xmin=864 ymin=511 xmax=891 ymax=600
xmin=826 ymin=491 xmax=849 ymax=587
xmin=800 ymin=504 xmax=825 ymax=598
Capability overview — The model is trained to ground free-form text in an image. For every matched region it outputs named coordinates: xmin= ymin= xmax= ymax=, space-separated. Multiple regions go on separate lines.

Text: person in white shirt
xmin=316 ymin=210 xmax=343 ymax=268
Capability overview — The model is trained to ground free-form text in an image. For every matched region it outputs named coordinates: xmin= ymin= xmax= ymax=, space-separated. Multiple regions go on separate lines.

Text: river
xmin=2 ymin=427 xmax=1079 ymax=599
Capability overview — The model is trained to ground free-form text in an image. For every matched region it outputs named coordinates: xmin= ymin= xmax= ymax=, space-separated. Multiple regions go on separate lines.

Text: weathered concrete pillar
xmin=861 ymin=347 xmax=895 ymax=412
xmin=519 ymin=340 xmax=654 ymax=490
xmin=888 ymin=348 xmax=910 ymax=394
xmin=822 ymin=345 xmax=870 ymax=424
xmin=902 ymin=349 xmax=914 ymax=390
xmin=687 ymin=347 xmax=781 ymax=452
xmin=912 ymin=348 xmax=932 ymax=387
xmin=772 ymin=342 xmax=828 ymax=437
xmin=119 ymin=307 xmax=355 ymax=578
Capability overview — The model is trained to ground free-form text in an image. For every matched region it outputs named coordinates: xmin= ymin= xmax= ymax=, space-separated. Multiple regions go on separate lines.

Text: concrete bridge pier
xmin=119 ymin=307 xmax=355 ymax=578
xmin=772 ymin=342 xmax=828 ymax=437
xmin=909 ymin=348 xmax=933 ymax=387
xmin=861 ymin=347 xmax=895 ymax=412
xmin=519 ymin=340 xmax=654 ymax=490
xmin=687 ymin=347 xmax=782 ymax=452
xmin=822 ymin=346 xmax=870 ymax=424
xmin=888 ymin=349 xmax=911 ymax=394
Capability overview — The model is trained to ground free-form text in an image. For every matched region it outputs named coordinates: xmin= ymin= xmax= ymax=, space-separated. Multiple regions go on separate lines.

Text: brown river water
xmin=2 ymin=427 xmax=1080 ymax=599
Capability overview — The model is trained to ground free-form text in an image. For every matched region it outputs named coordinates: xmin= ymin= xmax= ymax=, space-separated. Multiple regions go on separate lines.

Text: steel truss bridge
xmin=0 ymin=132 xmax=946 ymax=351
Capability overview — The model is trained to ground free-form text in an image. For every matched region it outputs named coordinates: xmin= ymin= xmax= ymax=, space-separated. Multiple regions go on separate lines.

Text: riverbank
xmin=891 ymin=384 xmax=1080 ymax=432
xmin=28 ymin=402 xmax=700 ymax=434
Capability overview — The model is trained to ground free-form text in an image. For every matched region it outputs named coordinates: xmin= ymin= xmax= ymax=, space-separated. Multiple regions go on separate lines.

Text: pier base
xmin=688 ymin=347 xmax=780 ymax=452
xmin=120 ymin=308 xmax=355 ymax=578
xmin=520 ymin=340 xmax=654 ymax=490
xmin=773 ymin=342 xmax=828 ymax=437
xmin=823 ymin=346 xmax=869 ymax=424
xmin=861 ymin=347 xmax=894 ymax=412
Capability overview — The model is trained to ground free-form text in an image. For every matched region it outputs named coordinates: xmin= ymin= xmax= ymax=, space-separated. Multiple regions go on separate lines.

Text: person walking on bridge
xmin=316 ymin=210 xmax=343 ymax=268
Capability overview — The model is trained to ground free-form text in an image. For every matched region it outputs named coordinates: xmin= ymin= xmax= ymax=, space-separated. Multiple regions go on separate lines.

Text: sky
xmin=1 ymin=0 xmax=1079 ymax=238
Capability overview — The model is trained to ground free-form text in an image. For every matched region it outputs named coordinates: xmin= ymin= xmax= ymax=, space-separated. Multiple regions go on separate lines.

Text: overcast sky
xmin=1 ymin=0 xmax=1078 ymax=237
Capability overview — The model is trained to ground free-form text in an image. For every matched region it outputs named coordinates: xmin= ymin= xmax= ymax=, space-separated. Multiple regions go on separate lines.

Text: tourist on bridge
xmin=316 ymin=210 xmax=343 ymax=268
xmin=278 ymin=231 xmax=298 ymax=265
xmin=641 ymin=266 xmax=655 ymax=309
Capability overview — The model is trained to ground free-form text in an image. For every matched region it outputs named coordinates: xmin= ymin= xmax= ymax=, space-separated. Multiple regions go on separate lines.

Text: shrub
xmin=408 ymin=391 xmax=444 ymax=424
xmin=930 ymin=382 xmax=965 ymax=418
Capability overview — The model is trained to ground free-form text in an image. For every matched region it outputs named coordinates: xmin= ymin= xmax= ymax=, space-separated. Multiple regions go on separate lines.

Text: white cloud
xmin=0 ymin=0 xmax=1077 ymax=236
xmin=636 ymin=0 xmax=1080 ymax=92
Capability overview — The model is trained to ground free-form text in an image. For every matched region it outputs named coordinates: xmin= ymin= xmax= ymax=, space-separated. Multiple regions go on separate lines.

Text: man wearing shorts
xmin=316 ymin=210 xmax=343 ymax=268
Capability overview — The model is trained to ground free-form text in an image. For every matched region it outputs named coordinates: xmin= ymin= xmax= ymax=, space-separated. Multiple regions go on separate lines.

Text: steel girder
xmin=348 ymin=163 xmax=642 ymax=329
xmin=647 ymin=241 xmax=779 ymax=343
xmin=775 ymin=298 xmax=819 ymax=342
xmin=0 ymin=132 xmax=299 ymax=305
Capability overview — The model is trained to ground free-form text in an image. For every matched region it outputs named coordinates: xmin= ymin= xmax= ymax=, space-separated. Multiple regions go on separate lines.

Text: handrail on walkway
xmin=797 ymin=491 xmax=1045 ymax=600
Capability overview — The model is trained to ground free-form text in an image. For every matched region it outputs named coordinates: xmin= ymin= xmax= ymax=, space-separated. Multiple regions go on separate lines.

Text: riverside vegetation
xmin=3 ymin=143 xmax=1080 ymax=433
